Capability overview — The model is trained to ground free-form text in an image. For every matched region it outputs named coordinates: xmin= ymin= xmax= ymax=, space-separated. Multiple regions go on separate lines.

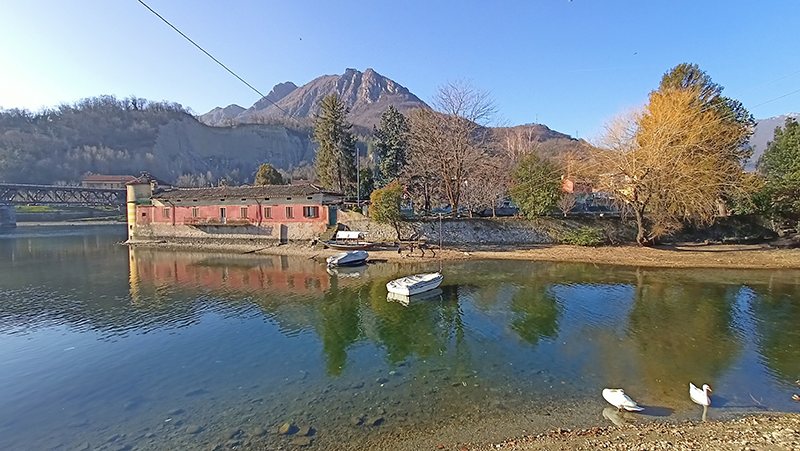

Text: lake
xmin=1 ymin=226 xmax=799 ymax=450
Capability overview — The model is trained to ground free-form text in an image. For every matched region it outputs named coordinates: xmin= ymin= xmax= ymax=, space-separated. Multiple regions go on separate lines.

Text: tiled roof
xmin=82 ymin=175 xmax=137 ymax=182
xmin=152 ymin=184 xmax=344 ymax=200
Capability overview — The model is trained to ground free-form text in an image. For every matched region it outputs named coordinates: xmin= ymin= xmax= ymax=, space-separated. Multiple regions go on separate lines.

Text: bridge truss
xmin=0 ymin=183 xmax=126 ymax=206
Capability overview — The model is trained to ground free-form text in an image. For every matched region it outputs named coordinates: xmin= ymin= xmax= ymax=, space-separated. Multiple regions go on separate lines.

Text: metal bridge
xmin=0 ymin=183 xmax=126 ymax=206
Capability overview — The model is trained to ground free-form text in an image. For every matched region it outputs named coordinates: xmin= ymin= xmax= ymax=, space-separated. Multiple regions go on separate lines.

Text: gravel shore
xmin=484 ymin=414 xmax=800 ymax=451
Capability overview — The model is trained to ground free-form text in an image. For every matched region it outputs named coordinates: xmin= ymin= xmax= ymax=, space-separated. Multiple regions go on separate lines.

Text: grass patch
xmin=15 ymin=205 xmax=56 ymax=213
xmin=560 ymin=227 xmax=606 ymax=246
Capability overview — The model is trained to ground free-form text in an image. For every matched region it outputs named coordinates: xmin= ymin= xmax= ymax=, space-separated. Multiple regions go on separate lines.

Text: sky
xmin=1 ymin=0 xmax=799 ymax=141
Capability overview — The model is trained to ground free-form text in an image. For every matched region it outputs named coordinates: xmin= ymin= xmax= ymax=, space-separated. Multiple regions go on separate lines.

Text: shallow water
xmin=1 ymin=226 xmax=799 ymax=450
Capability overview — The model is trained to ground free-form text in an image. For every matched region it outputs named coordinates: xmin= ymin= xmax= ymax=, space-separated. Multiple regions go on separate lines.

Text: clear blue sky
xmin=2 ymin=0 xmax=798 ymax=140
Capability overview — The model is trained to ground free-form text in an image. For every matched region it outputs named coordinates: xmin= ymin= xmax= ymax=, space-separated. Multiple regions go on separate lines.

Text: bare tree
xmin=557 ymin=192 xmax=576 ymax=217
xmin=406 ymin=81 xmax=498 ymax=214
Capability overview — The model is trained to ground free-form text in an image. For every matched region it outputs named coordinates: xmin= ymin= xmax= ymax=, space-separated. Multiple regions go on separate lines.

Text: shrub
xmin=560 ymin=227 xmax=606 ymax=246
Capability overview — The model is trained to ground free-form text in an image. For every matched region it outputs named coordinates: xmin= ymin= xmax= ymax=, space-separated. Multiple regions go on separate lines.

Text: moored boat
xmin=325 ymin=231 xmax=376 ymax=250
xmin=326 ymin=250 xmax=368 ymax=267
xmin=386 ymin=272 xmax=443 ymax=296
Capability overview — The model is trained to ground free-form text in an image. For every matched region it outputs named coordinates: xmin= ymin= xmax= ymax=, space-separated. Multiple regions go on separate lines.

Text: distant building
xmin=126 ymin=175 xmax=344 ymax=243
xmin=81 ymin=174 xmax=137 ymax=190
xmin=561 ymin=177 xmax=593 ymax=195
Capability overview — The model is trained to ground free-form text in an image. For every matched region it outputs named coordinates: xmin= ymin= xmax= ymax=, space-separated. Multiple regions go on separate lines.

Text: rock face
xmin=152 ymin=118 xmax=316 ymax=180
xmin=200 ymin=68 xmax=428 ymax=130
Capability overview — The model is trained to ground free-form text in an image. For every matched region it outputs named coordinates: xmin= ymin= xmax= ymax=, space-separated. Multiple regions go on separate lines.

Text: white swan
xmin=689 ymin=383 xmax=712 ymax=406
xmin=602 ymin=388 xmax=644 ymax=411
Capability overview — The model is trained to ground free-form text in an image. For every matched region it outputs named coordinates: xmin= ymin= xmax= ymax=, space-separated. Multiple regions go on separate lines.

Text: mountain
xmin=197 ymin=104 xmax=245 ymax=126
xmin=0 ymin=96 xmax=317 ymax=186
xmin=200 ymin=68 xmax=428 ymax=130
xmin=747 ymin=113 xmax=800 ymax=171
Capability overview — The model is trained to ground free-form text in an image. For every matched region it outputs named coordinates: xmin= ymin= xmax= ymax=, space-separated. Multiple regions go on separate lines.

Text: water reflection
xmin=2 ymin=233 xmax=800 ymax=450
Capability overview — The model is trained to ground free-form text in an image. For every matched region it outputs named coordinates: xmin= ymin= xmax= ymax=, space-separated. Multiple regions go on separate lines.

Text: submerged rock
xmin=290 ymin=436 xmax=313 ymax=447
xmin=185 ymin=425 xmax=203 ymax=434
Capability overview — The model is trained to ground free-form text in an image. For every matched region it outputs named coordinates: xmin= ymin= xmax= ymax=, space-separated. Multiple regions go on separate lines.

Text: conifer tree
xmin=373 ymin=105 xmax=409 ymax=188
xmin=313 ymin=94 xmax=356 ymax=194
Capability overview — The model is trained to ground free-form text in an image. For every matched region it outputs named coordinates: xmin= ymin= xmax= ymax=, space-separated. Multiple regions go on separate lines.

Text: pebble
xmin=350 ymin=415 xmax=364 ymax=426
xmin=296 ymin=425 xmax=311 ymax=436
xmin=186 ymin=425 xmax=203 ymax=434
xmin=290 ymin=436 xmax=313 ymax=447
xmin=223 ymin=428 xmax=241 ymax=440
xmin=250 ymin=426 xmax=267 ymax=437
xmin=366 ymin=416 xmax=385 ymax=426
xmin=278 ymin=422 xmax=294 ymax=435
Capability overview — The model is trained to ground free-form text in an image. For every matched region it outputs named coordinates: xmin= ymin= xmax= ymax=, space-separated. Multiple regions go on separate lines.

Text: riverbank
xmin=126 ymin=239 xmax=800 ymax=270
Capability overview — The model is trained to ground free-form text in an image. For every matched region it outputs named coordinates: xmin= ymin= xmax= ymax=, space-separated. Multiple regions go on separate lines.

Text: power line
xmin=734 ymin=68 xmax=800 ymax=98
xmin=750 ymin=87 xmax=800 ymax=109
xmin=136 ymin=0 xmax=293 ymax=118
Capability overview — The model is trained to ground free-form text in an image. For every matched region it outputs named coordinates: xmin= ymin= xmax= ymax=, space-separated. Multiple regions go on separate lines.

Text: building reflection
xmin=128 ymin=247 xmax=331 ymax=301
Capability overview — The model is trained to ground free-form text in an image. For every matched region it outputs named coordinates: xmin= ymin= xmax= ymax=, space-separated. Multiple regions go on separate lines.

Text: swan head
xmin=703 ymin=384 xmax=712 ymax=393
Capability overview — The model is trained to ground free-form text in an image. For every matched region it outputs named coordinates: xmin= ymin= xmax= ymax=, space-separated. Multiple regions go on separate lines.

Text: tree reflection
xmin=750 ymin=280 xmax=800 ymax=381
xmin=316 ymin=283 xmax=364 ymax=376
xmin=626 ymin=270 xmax=741 ymax=398
xmin=509 ymin=286 xmax=560 ymax=345
xmin=369 ymin=282 xmax=461 ymax=365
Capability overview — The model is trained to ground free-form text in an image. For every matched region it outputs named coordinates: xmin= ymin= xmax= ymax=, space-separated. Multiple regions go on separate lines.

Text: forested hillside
xmin=0 ymin=96 xmax=316 ymax=185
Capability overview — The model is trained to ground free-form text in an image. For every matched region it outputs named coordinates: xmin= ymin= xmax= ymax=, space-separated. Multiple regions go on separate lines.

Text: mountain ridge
xmin=199 ymin=68 xmax=428 ymax=129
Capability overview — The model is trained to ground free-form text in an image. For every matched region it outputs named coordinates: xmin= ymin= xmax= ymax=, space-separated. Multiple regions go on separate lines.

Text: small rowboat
xmin=326 ymin=250 xmax=368 ymax=267
xmin=386 ymin=272 xmax=443 ymax=297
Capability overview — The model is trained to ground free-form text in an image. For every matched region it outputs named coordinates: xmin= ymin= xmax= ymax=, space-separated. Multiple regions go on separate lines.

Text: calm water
xmin=1 ymin=226 xmax=799 ymax=450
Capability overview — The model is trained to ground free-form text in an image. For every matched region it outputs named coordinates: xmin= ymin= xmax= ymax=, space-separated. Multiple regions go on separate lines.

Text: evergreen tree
xmin=313 ymin=94 xmax=356 ymax=194
xmin=359 ymin=167 xmax=375 ymax=200
xmin=758 ymin=117 xmax=800 ymax=223
xmin=254 ymin=163 xmax=283 ymax=185
xmin=373 ymin=105 xmax=409 ymax=187
xmin=509 ymin=153 xmax=562 ymax=217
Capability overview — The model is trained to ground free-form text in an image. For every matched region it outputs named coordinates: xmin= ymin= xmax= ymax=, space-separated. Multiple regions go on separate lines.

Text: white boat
xmin=325 ymin=231 xmax=375 ymax=250
xmin=386 ymin=272 xmax=443 ymax=296
xmin=326 ymin=250 xmax=368 ymax=267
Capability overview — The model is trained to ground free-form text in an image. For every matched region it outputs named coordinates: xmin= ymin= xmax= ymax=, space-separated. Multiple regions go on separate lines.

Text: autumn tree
xmin=370 ymin=180 xmax=404 ymax=241
xmin=757 ymin=117 xmax=800 ymax=223
xmin=254 ymin=163 xmax=283 ymax=185
xmin=509 ymin=153 xmax=562 ymax=217
xmin=406 ymin=81 xmax=497 ymax=214
xmin=313 ymin=94 xmax=356 ymax=193
xmin=595 ymin=64 xmax=754 ymax=245
xmin=374 ymin=105 xmax=409 ymax=188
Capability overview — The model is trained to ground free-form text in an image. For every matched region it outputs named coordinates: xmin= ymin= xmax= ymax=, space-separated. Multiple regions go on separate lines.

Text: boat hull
xmin=324 ymin=241 xmax=375 ymax=251
xmin=326 ymin=250 xmax=369 ymax=267
xmin=386 ymin=272 xmax=443 ymax=296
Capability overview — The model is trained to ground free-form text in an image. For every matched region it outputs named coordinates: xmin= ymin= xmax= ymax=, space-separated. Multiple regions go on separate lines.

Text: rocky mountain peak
xmin=199 ymin=68 xmax=427 ymax=130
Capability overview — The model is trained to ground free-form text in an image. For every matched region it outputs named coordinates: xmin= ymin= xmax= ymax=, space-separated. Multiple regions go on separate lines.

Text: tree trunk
xmin=634 ymin=207 xmax=647 ymax=246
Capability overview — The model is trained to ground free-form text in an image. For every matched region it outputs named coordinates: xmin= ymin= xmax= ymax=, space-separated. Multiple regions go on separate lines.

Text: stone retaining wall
xmin=127 ymin=210 xmax=634 ymax=247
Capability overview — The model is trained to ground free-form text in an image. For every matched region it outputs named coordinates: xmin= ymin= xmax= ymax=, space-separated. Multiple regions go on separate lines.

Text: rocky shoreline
xmin=486 ymin=414 xmax=800 ymax=451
